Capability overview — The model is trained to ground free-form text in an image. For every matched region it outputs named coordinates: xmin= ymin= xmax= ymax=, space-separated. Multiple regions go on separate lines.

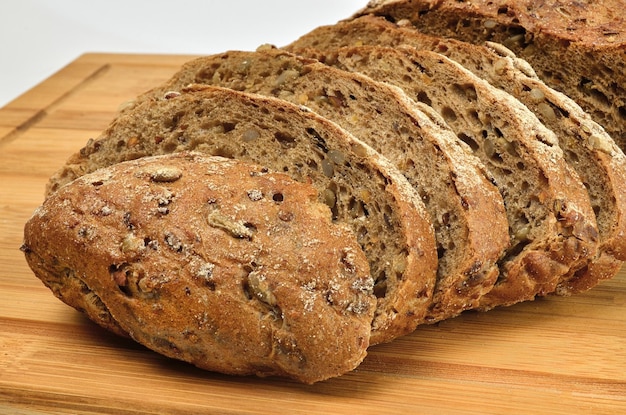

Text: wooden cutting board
xmin=1 ymin=53 xmax=625 ymax=415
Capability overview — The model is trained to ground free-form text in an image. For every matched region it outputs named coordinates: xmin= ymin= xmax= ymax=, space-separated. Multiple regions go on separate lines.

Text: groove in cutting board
xmin=0 ymin=64 xmax=111 ymax=147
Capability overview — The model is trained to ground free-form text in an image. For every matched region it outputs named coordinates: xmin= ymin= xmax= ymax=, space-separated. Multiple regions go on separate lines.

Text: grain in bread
xmin=46 ymin=85 xmax=437 ymax=345
xmin=298 ymin=44 xmax=600 ymax=309
xmin=24 ymin=152 xmax=376 ymax=383
xmin=286 ymin=15 xmax=626 ymax=294
xmin=119 ymin=47 xmax=510 ymax=325
xmin=354 ymin=0 xmax=626 ymax=152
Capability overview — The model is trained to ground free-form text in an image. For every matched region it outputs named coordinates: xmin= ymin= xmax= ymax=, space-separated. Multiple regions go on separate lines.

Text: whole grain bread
xmin=24 ymin=152 xmax=377 ymax=384
xmin=354 ymin=0 xmax=626 ymax=152
xmin=116 ymin=47 xmax=510 ymax=325
xmin=286 ymin=15 xmax=626 ymax=294
xmin=298 ymin=44 xmax=600 ymax=310
xmin=46 ymin=85 xmax=437 ymax=345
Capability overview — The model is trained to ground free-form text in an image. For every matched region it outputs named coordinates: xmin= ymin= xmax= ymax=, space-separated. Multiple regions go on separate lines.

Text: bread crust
xmin=358 ymin=0 xmax=626 ymax=44
xmin=24 ymin=152 xmax=378 ymax=383
xmin=46 ymin=85 xmax=437 ymax=345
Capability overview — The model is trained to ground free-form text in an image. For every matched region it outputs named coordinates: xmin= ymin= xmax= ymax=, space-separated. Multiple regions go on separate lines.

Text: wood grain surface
xmin=1 ymin=53 xmax=625 ymax=415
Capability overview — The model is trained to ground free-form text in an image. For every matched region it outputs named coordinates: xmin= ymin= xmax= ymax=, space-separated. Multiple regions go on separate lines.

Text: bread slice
xmin=455 ymin=42 xmax=626 ymax=293
xmin=297 ymin=44 xmax=600 ymax=310
xmin=24 ymin=152 xmax=377 ymax=383
xmin=47 ymin=85 xmax=437 ymax=345
xmin=354 ymin=0 xmax=626 ymax=152
xmin=109 ymin=47 xmax=510 ymax=325
xmin=286 ymin=15 xmax=626 ymax=294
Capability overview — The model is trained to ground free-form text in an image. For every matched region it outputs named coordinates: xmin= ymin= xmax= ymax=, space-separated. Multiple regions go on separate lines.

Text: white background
xmin=0 ymin=0 xmax=366 ymax=108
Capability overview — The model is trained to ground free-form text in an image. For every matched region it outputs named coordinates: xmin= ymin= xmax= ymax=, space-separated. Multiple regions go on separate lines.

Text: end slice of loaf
xmin=121 ymin=48 xmax=510 ymax=325
xmin=24 ymin=152 xmax=376 ymax=383
xmin=300 ymin=44 xmax=600 ymax=310
xmin=47 ymin=85 xmax=437 ymax=345
xmin=286 ymin=15 xmax=626 ymax=294
xmin=354 ymin=0 xmax=626 ymax=152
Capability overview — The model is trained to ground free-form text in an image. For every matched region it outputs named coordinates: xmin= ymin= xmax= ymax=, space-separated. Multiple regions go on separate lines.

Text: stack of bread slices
xmin=22 ymin=0 xmax=626 ymax=384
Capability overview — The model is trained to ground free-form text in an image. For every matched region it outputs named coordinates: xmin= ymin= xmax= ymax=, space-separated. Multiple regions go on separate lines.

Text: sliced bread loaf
xmin=111 ymin=48 xmax=510 ymax=325
xmin=354 ymin=0 xmax=626 ymax=152
xmin=24 ymin=152 xmax=376 ymax=383
xmin=286 ymin=15 xmax=626 ymax=294
xmin=46 ymin=85 xmax=437 ymax=345
xmin=299 ymin=44 xmax=600 ymax=310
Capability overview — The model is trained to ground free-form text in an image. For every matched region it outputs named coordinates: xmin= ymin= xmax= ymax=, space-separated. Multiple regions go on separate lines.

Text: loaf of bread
xmin=46 ymin=85 xmax=437 ymax=345
xmin=24 ymin=152 xmax=378 ymax=383
xmin=23 ymin=1 xmax=626 ymax=384
xmin=354 ymin=0 xmax=626 ymax=152
xmin=120 ymin=47 xmax=511 ymax=324
xmin=287 ymin=14 xmax=626 ymax=296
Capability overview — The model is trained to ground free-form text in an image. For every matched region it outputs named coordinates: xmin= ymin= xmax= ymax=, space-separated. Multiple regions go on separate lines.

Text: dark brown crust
xmin=24 ymin=152 xmax=377 ymax=384
xmin=45 ymin=85 xmax=437 ymax=345
xmin=356 ymin=0 xmax=626 ymax=44
xmin=20 ymin=245 xmax=129 ymax=338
